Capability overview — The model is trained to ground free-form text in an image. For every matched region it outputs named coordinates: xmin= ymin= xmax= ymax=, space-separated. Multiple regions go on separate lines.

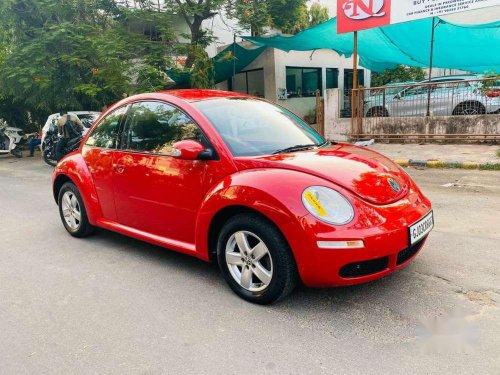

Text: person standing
xmin=55 ymin=112 xmax=83 ymax=161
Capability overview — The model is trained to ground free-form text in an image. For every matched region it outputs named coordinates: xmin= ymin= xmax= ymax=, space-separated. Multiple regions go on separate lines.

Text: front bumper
xmin=286 ymin=188 xmax=432 ymax=287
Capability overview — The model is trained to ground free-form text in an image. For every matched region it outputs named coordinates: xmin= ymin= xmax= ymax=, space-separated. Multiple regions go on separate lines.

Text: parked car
xmin=364 ymin=75 xmax=500 ymax=117
xmin=41 ymin=111 xmax=101 ymax=146
xmin=52 ymin=90 xmax=433 ymax=304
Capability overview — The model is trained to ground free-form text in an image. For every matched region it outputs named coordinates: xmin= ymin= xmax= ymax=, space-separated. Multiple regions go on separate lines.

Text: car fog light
xmin=317 ymin=240 xmax=365 ymax=249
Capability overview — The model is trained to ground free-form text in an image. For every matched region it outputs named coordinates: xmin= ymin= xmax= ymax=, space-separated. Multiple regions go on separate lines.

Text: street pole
xmin=231 ymin=34 xmax=236 ymax=92
xmin=426 ymin=17 xmax=436 ymax=117
xmin=351 ymin=31 xmax=358 ymax=138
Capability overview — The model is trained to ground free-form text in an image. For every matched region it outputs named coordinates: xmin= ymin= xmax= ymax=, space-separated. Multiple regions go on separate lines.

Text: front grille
xmin=339 ymin=256 xmax=389 ymax=278
xmin=397 ymin=238 xmax=426 ymax=265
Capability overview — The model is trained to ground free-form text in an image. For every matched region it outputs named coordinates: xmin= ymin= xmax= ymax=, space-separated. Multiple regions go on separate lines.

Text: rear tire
xmin=217 ymin=213 xmax=298 ymax=304
xmin=58 ymin=182 xmax=95 ymax=238
xmin=453 ymin=102 xmax=486 ymax=115
xmin=366 ymin=106 xmax=389 ymax=117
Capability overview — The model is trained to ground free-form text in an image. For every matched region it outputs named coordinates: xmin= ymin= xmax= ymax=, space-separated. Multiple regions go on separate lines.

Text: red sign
xmin=337 ymin=0 xmax=500 ymax=34
xmin=337 ymin=0 xmax=391 ymax=34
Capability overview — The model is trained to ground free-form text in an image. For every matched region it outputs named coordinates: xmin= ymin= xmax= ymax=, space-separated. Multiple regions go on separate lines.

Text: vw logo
xmin=388 ymin=178 xmax=400 ymax=193
xmin=342 ymin=0 xmax=386 ymax=20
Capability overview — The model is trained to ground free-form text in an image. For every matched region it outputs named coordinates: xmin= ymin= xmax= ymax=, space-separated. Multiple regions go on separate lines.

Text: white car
xmin=364 ymin=75 xmax=500 ymax=117
xmin=41 ymin=111 xmax=101 ymax=145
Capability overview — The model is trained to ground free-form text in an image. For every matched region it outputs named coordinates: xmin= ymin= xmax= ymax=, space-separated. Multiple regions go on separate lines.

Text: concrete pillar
xmin=324 ymin=88 xmax=349 ymax=141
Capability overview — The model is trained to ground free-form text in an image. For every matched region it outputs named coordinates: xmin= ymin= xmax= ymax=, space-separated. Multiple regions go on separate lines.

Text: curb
xmin=393 ymin=159 xmax=500 ymax=171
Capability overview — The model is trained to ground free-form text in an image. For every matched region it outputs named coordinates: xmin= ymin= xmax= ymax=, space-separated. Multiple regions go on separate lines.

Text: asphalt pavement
xmin=0 ymin=155 xmax=499 ymax=374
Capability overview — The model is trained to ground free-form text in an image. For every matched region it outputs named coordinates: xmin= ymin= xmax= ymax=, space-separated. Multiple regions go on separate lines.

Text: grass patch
xmin=479 ymin=163 xmax=500 ymax=171
xmin=496 ymin=149 xmax=500 ymax=158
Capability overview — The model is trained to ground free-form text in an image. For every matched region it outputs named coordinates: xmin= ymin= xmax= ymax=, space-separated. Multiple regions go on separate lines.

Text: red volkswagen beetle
xmin=52 ymin=90 xmax=433 ymax=304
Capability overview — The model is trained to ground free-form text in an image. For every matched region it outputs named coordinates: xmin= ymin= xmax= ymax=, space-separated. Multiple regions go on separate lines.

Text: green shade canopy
xmin=167 ymin=43 xmax=266 ymax=85
xmin=243 ymin=17 xmax=500 ymax=73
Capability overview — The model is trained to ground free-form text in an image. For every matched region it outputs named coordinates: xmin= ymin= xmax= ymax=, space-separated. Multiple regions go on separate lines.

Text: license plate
xmin=409 ymin=211 xmax=434 ymax=245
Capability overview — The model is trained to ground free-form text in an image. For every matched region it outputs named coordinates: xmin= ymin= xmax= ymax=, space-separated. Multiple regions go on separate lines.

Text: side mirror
xmin=171 ymin=140 xmax=211 ymax=160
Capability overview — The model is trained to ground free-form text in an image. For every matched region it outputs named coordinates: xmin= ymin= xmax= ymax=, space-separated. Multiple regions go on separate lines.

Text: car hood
xmin=234 ymin=143 xmax=410 ymax=205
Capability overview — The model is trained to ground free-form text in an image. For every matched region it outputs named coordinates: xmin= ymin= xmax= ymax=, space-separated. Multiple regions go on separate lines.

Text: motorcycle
xmin=0 ymin=124 xmax=26 ymax=158
xmin=42 ymin=126 xmax=83 ymax=166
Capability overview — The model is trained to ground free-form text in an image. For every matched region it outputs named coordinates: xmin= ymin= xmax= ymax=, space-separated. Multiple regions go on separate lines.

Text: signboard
xmin=337 ymin=0 xmax=500 ymax=33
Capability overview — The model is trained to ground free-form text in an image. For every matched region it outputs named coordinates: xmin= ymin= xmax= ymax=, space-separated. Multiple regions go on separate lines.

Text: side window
xmin=402 ymin=84 xmax=434 ymax=97
xmin=85 ymin=106 xmax=128 ymax=149
xmin=122 ymin=101 xmax=204 ymax=155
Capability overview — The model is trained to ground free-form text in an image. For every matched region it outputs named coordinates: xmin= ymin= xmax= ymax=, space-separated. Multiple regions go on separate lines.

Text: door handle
xmin=113 ymin=164 xmax=125 ymax=174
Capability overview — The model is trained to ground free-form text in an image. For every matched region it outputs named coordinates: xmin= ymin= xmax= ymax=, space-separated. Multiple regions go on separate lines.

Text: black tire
xmin=58 ymin=182 xmax=95 ymax=238
xmin=217 ymin=213 xmax=298 ymax=304
xmin=11 ymin=148 xmax=22 ymax=158
xmin=366 ymin=106 xmax=389 ymax=117
xmin=453 ymin=102 xmax=486 ymax=116
xmin=43 ymin=150 xmax=57 ymax=166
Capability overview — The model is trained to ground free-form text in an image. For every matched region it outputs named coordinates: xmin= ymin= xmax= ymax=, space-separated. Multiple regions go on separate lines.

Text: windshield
xmin=193 ymin=98 xmax=325 ymax=157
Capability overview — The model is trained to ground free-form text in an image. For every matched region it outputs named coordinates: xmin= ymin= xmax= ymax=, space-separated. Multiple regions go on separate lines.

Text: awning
xmin=243 ymin=17 xmax=500 ymax=73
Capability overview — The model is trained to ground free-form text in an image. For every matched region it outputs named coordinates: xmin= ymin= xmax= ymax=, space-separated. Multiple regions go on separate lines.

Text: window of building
xmin=121 ymin=101 xmax=203 ymax=155
xmin=85 ymin=105 xmax=128 ymax=149
xmin=286 ymin=67 xmax=322 ymax=98
xmin=326 ymin=68 xmax=339 ymax=89
xmin=230 ymin=69 xmax=265 ymax=97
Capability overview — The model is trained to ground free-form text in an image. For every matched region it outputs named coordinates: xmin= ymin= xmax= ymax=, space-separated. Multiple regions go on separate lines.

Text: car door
xmin=112 ymin=100 xmax=210 ymax=245
xmin=81 ymin=105 xmax=129 ymax=221
xmin=390 ymin=84 xmax=432 ymax=117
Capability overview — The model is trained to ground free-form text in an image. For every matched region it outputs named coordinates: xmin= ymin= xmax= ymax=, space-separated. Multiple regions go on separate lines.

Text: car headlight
xmin=302 ymin=186 xmax=354 ymax=225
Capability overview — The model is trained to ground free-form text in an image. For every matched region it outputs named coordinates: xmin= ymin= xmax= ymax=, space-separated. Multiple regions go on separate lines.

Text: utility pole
xmin=351 ymin=31 xmax=359 ymax=138
xmin=426 ymin=17 xmax=437 ymax=117
xmin=232 ymin=34 xmax=236 ymax=91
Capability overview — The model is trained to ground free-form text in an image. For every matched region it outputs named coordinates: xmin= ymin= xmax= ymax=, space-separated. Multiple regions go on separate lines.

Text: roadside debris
xmin=354 ymin=139 xmax=375 ymax=147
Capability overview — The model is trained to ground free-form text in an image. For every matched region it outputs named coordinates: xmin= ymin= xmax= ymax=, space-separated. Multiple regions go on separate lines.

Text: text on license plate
xmin=409 ymin=211 xmax=434 ymax=245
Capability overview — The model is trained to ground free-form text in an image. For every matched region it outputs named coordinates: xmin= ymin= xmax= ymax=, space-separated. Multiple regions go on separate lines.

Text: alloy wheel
xmin=225 ymin=230 xmax=274 ymax=292
xmin=61 ymin=191 xmax=82 ymax=231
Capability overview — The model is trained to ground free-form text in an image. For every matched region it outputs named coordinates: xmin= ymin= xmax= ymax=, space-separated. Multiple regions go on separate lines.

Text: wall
xmin=279 ymin=97 xmax=317 ymax=118
xmin=274 ymin=49 xmax=370 ymax=118
xmin=324 ymin=89 xmax=500 ymax=143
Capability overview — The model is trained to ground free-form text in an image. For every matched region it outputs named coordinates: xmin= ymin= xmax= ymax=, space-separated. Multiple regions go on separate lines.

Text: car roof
xmin=429 ymin=74 xmax=479 ymax=81
xmin=156 ymin=89 xmax=252 ymax=102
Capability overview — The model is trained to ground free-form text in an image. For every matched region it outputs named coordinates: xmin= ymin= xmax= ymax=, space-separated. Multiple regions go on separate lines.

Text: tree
xmin=268 ymin=0 xmax=308 ymax=34
xmin=226 ymin=0 xmax=309 ymax=36
xmin=166 ymin=0 xmax=226 ymax=68
xmin=308 ymin=2 xmax=329 ymax=27
xmin=225 ymin=0 xmax=270 ymax=36
xmin=0 ymin=0 xmax=176 ymax=129
xmin=190 ymin=45 xmax=215 ymax=88
xmin=371 ymin=65 xmax=426 ymax=87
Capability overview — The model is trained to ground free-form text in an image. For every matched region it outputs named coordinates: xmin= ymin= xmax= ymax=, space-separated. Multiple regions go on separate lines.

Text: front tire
xmin=58 ymin=182 xmax=95 ymax=237
xmin=217 ymin=213 xmax=298 ymax=304
xmin=43 ymin=143 xmax=57 ymax=166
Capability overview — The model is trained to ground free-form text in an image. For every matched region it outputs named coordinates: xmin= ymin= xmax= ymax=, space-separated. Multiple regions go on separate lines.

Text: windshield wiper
xmin=272 ymin=144 xmax=318 ymax=154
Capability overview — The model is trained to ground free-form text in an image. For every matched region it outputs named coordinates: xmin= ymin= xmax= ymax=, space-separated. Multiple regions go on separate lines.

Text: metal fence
xmin=347 ymin=77 xmax=500 ymax=142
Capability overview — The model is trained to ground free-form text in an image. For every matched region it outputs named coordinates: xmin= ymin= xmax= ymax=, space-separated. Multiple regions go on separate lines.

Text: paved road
xmin=0 ymin=155 xmax=499 ymax=374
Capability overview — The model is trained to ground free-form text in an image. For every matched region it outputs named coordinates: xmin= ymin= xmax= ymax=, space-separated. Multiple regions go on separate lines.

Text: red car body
xmin=53 ymin=90 xmax=432 ymax=288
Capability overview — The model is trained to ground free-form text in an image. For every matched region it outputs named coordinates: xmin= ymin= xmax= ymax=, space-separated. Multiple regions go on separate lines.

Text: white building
xmin=215 ymin=46 xmax=370 ymax=118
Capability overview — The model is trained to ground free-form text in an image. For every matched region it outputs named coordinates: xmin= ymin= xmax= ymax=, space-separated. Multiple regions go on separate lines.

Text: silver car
xmin=364 ymin=75 xmax=500 ymax=117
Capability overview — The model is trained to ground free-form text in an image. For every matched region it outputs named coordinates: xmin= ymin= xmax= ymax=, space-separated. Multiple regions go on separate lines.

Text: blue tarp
xmin=243 ymin=17 xmax=500 ymax=73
